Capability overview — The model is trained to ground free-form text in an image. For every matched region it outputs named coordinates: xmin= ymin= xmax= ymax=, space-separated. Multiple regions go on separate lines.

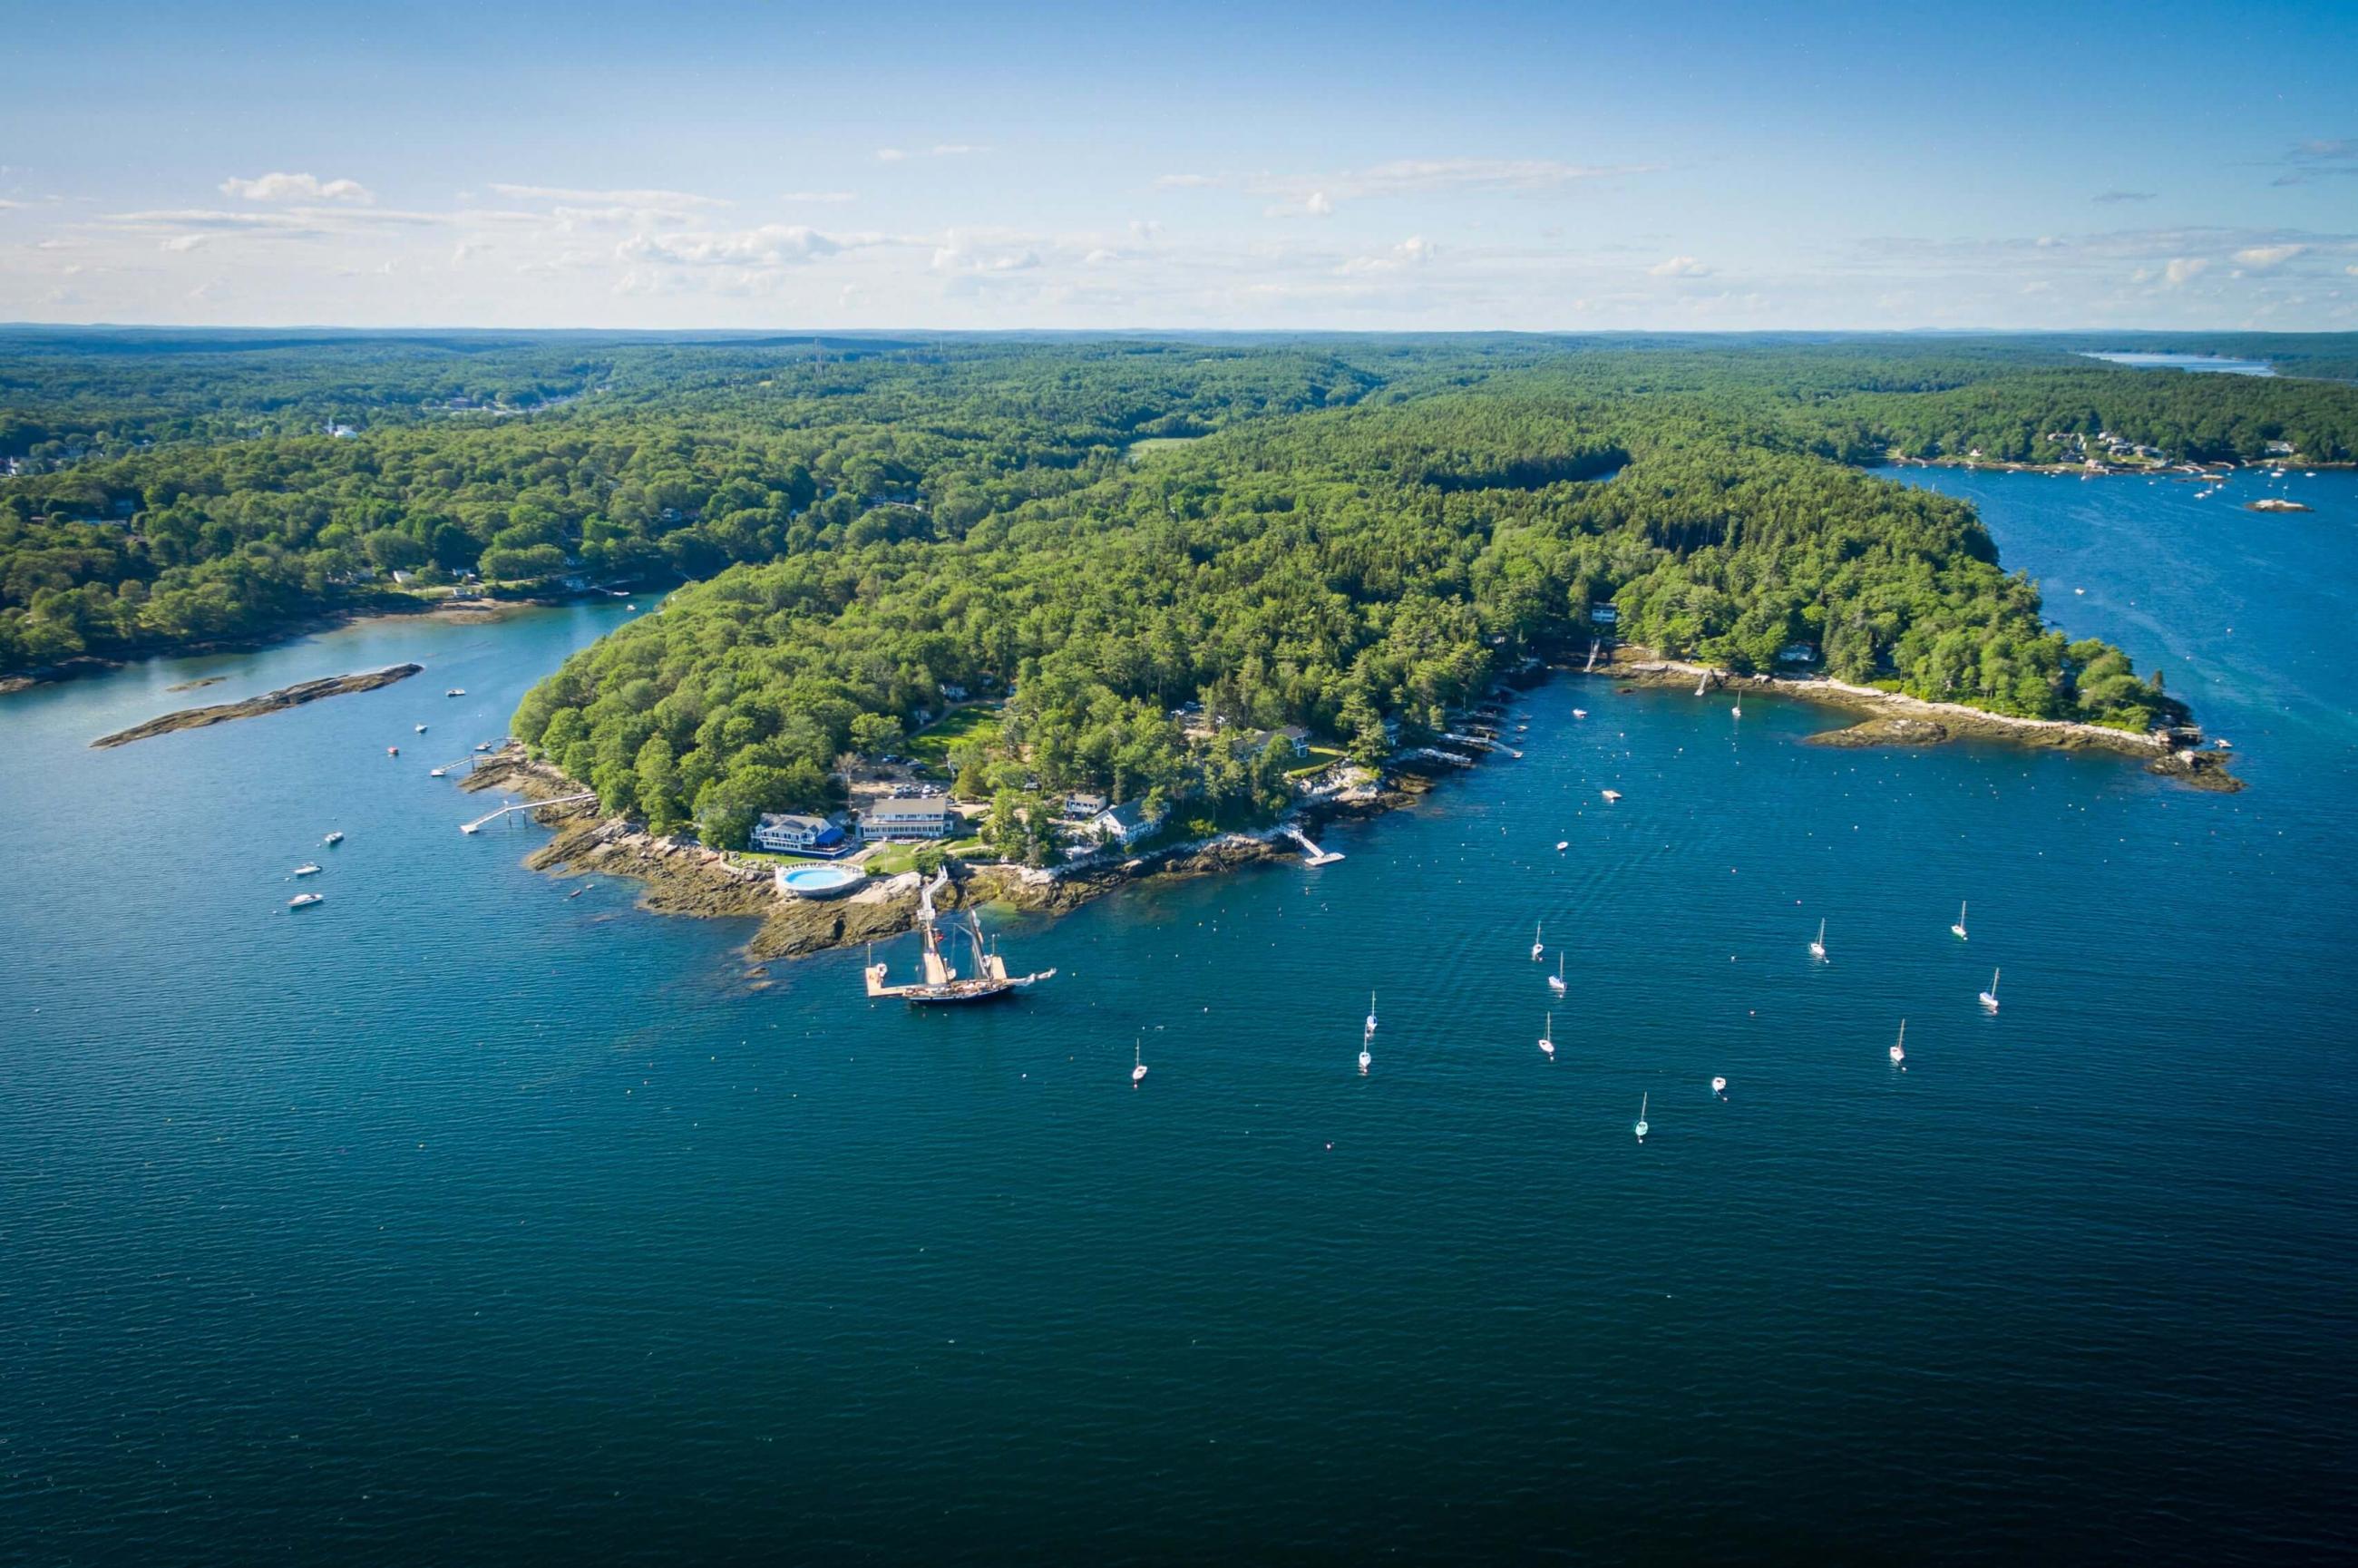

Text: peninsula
xmin=91 ymin=664 xmax=423 ymax=747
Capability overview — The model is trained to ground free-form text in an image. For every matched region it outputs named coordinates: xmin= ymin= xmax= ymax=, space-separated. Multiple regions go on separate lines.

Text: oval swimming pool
xmin=776 ymin=864 xmax=867 ymax=900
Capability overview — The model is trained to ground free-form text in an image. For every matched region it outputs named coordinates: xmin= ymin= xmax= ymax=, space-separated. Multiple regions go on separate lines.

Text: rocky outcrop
xmin=90 ymin=664 xmax=424 ymax=747
xmin=1804 ymin=716 xmax=1952 ymax=748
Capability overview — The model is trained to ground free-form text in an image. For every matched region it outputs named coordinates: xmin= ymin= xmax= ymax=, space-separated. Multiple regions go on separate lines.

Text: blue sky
xmin=4 ymin=0 xmax=2354 ymax=329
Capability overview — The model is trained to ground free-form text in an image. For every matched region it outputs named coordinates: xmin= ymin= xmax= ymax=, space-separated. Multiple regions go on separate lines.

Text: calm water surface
xmin=2080 ymin=351 xmax=2278 ymax=376
xmin=5 ymin=477 xmax=2356 ymax=1563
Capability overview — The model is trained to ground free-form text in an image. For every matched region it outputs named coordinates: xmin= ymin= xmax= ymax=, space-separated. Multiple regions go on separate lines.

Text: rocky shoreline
xmin=1592 ymin=648 xmax=2243 ymax=791
xmin=90 ymin=663 xmax=424 ymax=747
xmin=461 ymin=746 xmax=1420 ymax=965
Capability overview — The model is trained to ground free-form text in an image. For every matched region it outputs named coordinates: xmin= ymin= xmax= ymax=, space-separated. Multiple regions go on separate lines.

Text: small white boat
xmin=386 ymin=745 xmax=399 ymax=756
xmin=1809 ymin=918 xmax=1827 ymax=961
xmin=1634 ymin=1093 xmax=1649 ymax=1142
xmin=1548 ymin=951 xmax=1566 ymax=995
xmin=1979 ymin=969 xmax=2001 ymax=1013
xmin=288 ymin=892 xmax=324 ymax=910
xmin=1539 ymin=1011 xmax=1554 ymax=1059
xmin=1950 ymin=901 xmax=1969 ymax=940
xmin=1364 ymin=989 xmax=1378 ymax=1037
xmin=1601 ymin=789 xmax=1622 ymax=803
xmin=293 ymin=862 xmax=322 ymax=877
xmin=1731 ymin=697 xmax=1742 ymax=719
xmin=1711 ymin=1076 xmax=1727 ymax=1096
xmin=1531 ymin=922 xmax=1544 ymax=961
xmin=2215 ymin=738 xmax=2233 ymax=751
xmin=1554 ymin=839 xmax=1568 ymax=852
xmin=1358 ymin=1038 xmax=1372 ymax=1076
xmin=1132 ymin=1036 xmax=1149 ymax=1086
xmin=2073 ymin=587 xmax=2086 ymax=595
xmin=323 ymin=831 xmax=344 ymax=845
xmin=474 ymin=743 xmax=493 ymax=753
xmin=429 ymin=767 xmax=447 ymax=778
xmin=1891 ymin=1019 xmax=1907 ymax=1068
xmin=414 ymin=724 xmax=427 ymax=734
xmin=625 ymin=603 xmax=638 ymax=611
xmin=1572 ymin=708 xmax=1587 ymax=719
xmin=445 ymin=687 xmax=465 ymax=696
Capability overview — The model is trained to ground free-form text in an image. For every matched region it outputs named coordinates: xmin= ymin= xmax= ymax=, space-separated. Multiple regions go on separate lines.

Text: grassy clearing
xmin=907 ymin=704 xmax=1004 ymax=767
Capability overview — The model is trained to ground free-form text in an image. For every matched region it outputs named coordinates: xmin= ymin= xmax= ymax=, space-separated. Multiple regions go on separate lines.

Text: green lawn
xmin=907 ymin=704 xmax=1003 ymax=767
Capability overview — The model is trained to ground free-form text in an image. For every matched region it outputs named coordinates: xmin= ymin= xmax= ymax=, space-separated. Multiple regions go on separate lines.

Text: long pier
xmin=1284 ymin=826 xmax=1344 ymax=866
xmin=459 ymin=793 xmax=598 ymax=833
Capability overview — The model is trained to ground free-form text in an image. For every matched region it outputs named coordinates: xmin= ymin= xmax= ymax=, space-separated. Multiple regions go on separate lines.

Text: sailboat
xmin=1364 ymin=990 xmax=1379 ymax=1037
xmin=1538 ymin=1011 xmax=1554 ymax=1059
xmin=1530 ymin=922 xmax=1544 ymax=961
xmin=1891 ymin=1019 xmax=1907 ymax=1068
xmin=1711 ymin=1076 xmax=1728 ymax=1096
xmin=1694 ymin=670 xmax=1710 ymax=696
xmin=1979 ymin=969 xmax=2001 ymax=1013
xmin=1731 ymin=693 xmax=1742 ymax=719
xmin=1548 ymin=951 xmax=1566 ymax=995
xmin=1358 ymin=1034 xmax=1372 ymax=1076
xmin=1809 ymin=918 xmax=1827 ymax=961
xmin=1951 ymin=901 xmax=1970 ymax=940
xmin=1634 ymin=1093 xmax=1650 ymax=1141
xmin=1132 ymin=1036 xmax=1149 ymax=1085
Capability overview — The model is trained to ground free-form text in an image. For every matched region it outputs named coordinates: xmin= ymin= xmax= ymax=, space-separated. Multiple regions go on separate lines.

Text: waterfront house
xmin=1086 ymin=799 xmax=1163 ymax=848
xmin=751 ymin=813 xmax=853 ymax=857
xmin=1272 ymin=725 xmax=1312 ymax=757
xmin=1777 ymin=641 xmax=1819 ymax=665
xmin=1589 ymin=603 xmax=1619 ymax=627
xmin=859 ymin=796 xmax=958 ymax=842
xmin=1063 ymin=791 xmax=1108 ymax=818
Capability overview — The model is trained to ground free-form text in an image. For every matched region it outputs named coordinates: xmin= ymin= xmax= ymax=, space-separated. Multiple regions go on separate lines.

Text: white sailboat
xmin=1132 ymin=1035 xmax=1149 ymax=1085
xmin=1530 ymin=922 xmax=1544 ymax=961
xmin=1711 ymin=1076 xmax=1728 ymax=1096
xmin=1548 ymin=951 xmax=1566 ymax=995
xmin=1364 ymin=990 xmax=1379 ymax=1037
xmin=1538 ymin=1011 xmax=1554 ymax=1059
xmin=1809 ymin=918 xmax=1827 ymax=961
xmin=1950 ymin=901 xmax=1969 ymax=940
xmin=1731 ymin=693 xmax=1742 ymax=719
xmin=1358 ymin=1036 xmax=1372 ymax=1076
xmin=1634 ymin=1093 xmax=1650 ymax=1141
xmin=1891 ymin=1018 xmax=1907 ymax=1068
xmin=1979 ymin=969 xmax=2001 ymax=1013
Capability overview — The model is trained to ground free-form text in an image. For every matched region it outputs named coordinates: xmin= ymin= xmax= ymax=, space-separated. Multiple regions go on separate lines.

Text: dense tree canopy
xmin=10 ymin=329 xmax=2352 ymax=842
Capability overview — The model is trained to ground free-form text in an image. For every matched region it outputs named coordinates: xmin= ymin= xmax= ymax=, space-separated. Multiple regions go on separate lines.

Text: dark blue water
xmin=5 ymin=476 xmax=2355 ymax=1563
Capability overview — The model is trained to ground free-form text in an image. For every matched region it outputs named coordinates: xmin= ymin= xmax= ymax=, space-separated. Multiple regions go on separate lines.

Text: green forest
xmin=8 ymin=330 xmax=2356 ymax=847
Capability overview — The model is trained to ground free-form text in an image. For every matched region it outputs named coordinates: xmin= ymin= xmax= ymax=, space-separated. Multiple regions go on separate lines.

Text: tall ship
xmin=864 ymin=869 xmax=1054 ymax=1005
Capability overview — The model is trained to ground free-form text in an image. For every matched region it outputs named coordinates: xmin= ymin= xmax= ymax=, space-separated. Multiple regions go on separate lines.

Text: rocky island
xmin=91 ymin=664 xmax=424 ymax=747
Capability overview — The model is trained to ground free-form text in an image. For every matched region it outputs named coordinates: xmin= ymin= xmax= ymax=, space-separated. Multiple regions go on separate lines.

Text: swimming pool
xmin=775 ymin=863 xmax=867 ymax=900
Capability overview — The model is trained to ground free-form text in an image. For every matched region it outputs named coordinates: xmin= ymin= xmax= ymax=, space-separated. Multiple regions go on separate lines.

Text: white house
xmin=1272 ymin=725 xmax=1312 ymax=757
xmin=1086 ymin=799 xmax=1163 ymax=848
xmin=1777 ymin=641 xmax=1819 ymax=665
xmin=751 ymin=813 xmax=853 ymax=857
xmin=1589 ymin=603 xmax=1619 ymax=627
xmin=860 ymin=796 xmax=957 ymax=842
xmin=1063 ymin=791 xmax=1108 ymax=819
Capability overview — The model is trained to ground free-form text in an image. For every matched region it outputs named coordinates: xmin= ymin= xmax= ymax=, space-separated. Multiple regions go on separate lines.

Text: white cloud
xmin=1153 ymin=173 xmax=1223 ymax=189
xmin=931 ymin=233 xmax=1039 ymax=274
xmin=2163 ymin=257 xmax=2208 ymax=286
xmin=489 ymin=183 xmax=726 ymax=209
xmin=1083 ymin=248 xmax=1120 ymax=265
xmin=1339 ymin=235 xmax=1438 ymax=274
xmin=1128 ymin=219 xmax=1163 ymax=243
xmin=161 ymin=233 xmax=207 ymax=252
xmin=2234 ymin=243 xmax=2304 ymax=267
xmin=618 ymin=223 xmax=843 ymax=267
xmin=876 ymin=144 xmax=987 ymax=162
xmin=777 ymin=190 xmax=856 ymax=203
xmin=221 ymin=171 xmax=373 ymax=203
xmin=1649 ymin=255 xmax=1710 ymax=278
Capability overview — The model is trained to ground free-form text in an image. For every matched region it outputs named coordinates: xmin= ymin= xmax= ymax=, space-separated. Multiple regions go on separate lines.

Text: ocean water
xmin=2080 ymin=351 xmax=2278 ymax=377
xmin=5 ymin=476 xmax=2355 ymax=1563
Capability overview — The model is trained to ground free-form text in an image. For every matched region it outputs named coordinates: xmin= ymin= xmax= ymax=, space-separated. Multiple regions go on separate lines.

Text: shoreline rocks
xmin=90 ymin=664 xmax=424 ymax=747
